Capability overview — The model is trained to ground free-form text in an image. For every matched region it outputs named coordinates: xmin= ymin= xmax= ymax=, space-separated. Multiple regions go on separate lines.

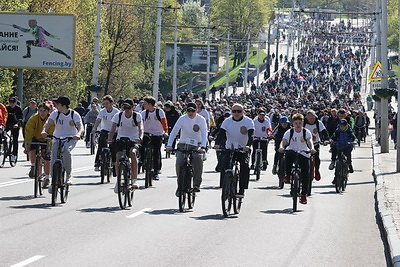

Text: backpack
xmin=55 ymin=110 xmax=78 ymax=129
xmin=145 ymin=108 xmax=161 ymax=122
xmin=117 ymin=111 xmax=138 ymax=127
xmin=287 ymin=128 xmax=310 ymax=149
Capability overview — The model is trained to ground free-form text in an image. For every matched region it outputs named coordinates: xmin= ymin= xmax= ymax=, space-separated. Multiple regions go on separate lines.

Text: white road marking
xmin=10 ymin=255 xmax=45 ymax=267
xmin=126 ymin=208 xmax=153 ymax=218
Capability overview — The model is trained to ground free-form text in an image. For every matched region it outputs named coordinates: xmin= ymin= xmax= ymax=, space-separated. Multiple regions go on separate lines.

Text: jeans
xmin=219 ymin=150 xmax=250 ymax=192
xmin=51 ymin=139 xmax=77 ymax=176
xmin=175 ymin=143 xmax=203 ymax=187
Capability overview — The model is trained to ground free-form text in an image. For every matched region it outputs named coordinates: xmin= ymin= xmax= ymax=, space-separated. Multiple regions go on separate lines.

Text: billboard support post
xmin=17 ymin=69 xmax=23 ymax=105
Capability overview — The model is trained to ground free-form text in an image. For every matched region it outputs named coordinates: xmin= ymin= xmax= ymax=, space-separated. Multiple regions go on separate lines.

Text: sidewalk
xmin=373 ymin=135 xmax=400 ymax=266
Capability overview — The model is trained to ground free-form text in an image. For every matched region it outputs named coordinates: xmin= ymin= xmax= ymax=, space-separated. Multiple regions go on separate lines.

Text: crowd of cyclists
xmin=0 ymin=18 xmax=375 ymax=210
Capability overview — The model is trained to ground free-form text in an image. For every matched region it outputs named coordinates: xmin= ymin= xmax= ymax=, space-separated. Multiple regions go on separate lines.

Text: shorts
xmin=29 ymin=139 xmax=50 ymax=161
xmin=115 ymin=139 xmax=139 ymax=158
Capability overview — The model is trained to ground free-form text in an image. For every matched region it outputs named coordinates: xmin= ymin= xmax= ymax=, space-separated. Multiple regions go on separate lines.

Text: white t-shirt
xmin=305 ymin=120 xmax=326 ymax=144
xmin=282 ymin=128 xmax=312 ymax=158
xmin=49 ymin=109 xmax=82 ymax=139
xmin=253 ymin=117 xmax=271 ymax=138
xmin=141 ymin=108 xmax=166 ymax=135
xmin=111 ymin=111 xmax=142 ymax=141
xmin=97 ymin=107 xmax=120 ymax=131
xmin=198 ymin=108 xmax=210 ymax=130
xmin=168 ymin=114 xmax=207 ymax=148
xmin=221 ymin=116 xmax=255 ymax=149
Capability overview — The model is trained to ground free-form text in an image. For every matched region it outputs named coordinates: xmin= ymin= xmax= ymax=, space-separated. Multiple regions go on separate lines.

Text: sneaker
xmin=193 ymin=186 xmax=200 ymax=193
xmin=328 ymin=161 xmax=335 ymax=170
xmin=42 ymin=178 xmax=50 ymax=189
xmin=65 ymin=175 xmax=72 ymax=185
xmin=94 ymin=166 xmax=100 ymax=172
xmin=38 ymin=175 xmax=44 ymax=182
xmin=272 ymin=164 xmax=277 ymax=175
xmin=348 ymin=164 xmax=354 ymax=173
xmin=153 ymin=175 xmax=159 ymax=181
xmin=250 ymin=164 xmax=254 ymax=170
xmin=131 ymin=179 xmax=139 ymax=190
xmin=29 ymin=166 xmax=35 ymax=178
xmin=114 ymin=182 xmax=119 ymax=194
xmin=284 ymin=175 xmax=290 ymax=184
xmin=300 ymin=194 xmax=307 ymax=204
xmin=86 ymin=142 xmax=90 ymax=148
xmin=315 ymin=171 xmax=321 ymax=181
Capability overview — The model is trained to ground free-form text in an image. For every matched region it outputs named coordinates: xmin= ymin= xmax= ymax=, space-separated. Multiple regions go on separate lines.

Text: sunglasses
xmin=187 ymin=108 xmax=196 ymax=113
xmin=232 ymin=110 xmax=242 ymax=113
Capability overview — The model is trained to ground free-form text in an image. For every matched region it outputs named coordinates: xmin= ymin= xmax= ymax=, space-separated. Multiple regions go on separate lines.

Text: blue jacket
xmin=331 ymin=125 xmax=356 ymax=150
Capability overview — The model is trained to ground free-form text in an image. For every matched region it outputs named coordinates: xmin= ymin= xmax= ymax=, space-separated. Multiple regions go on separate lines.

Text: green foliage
xmin=181 ymin=0 xmax=208 ymax=42
xmin=388 ymin=0 xmax=398 ymax=52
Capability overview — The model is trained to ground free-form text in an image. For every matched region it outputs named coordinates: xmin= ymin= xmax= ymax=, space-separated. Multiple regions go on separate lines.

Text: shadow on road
xmin=77 ymin=206 xmax=120 ymax=213
xmin=10 ymin=203 xmax=52 ymax=209
xmin=200 ymin=186 xmax=220 ymax=190
xmin=278 ymin=194 xmax=292 ymax=198
xmin=145 ymin=208 xmax=179 ymax=215
xmin=73 ymin=182 xmax=103 ymax=186
xmin=190 ymin=214 xmax=225 ymax=220
xmin=261 ymin=208 xmax=297 ymax=215
xmin=254 ymin=186 xmax=281 ymax=190
xmin=317 ymin=191 xmax=340 ymax=195
xmin=0 ymin=195 xmax=35 ymax=201
xmin=73 ymin=175 xmax=100 ymax=179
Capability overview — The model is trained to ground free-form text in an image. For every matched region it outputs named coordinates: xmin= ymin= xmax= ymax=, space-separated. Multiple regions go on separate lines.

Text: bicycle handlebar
xmin=46 ymin=135 xmax=74 ymax=141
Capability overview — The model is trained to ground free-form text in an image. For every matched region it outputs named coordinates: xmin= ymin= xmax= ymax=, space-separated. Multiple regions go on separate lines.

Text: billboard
xmin=165 ymin=43 xmax=219 ymax=73
xmin=0 ymin=12 xmax=76 ymax=70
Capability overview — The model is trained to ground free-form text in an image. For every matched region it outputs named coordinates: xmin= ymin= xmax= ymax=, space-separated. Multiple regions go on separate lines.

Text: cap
xmin=339 ymin=119 xmax=348 ymax=126
xmin=164 ymin=100 xmax=173 ymax=107
xmin=54 ymin=96 xmax=70 ymax=106
xmin=280 ymin=116 xmax=289 ymax=124
xmin=9 ymin=97 xmax=16 ymax=103
xmin=123 ymin=98 xmax=134 ymax=107
xmin=258 ymin=110 xmax=266 ymax=115
xmin=307 ymin=109 xmax=316 ymax=116
xmin=187 ymin=102 xmax=197 ymax=110
xmin=30 ymin=98 xmax=37 ymax=103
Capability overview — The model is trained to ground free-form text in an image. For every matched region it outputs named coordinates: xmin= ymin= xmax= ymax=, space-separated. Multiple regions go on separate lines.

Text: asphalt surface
xmin=0 ymin=135 xmax=390 ymax=267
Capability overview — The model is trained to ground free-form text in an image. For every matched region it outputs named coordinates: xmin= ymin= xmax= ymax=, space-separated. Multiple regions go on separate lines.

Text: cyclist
xmin=22 ymin=98 xmax=37 ymax=138
xmin=84 ymin=103 xmax=99 ymax=148
xmin=141 ymin=96 xmax=168 ymax=180
xmin=251 ymin=109 xmax=271 ymax=171
xmin=92 ymin=95 xmax=120 ymax=172
xmin=163 ymin=101 xmax=181 ymax=151
xmin=214 ymin=104 xmax=254 ymax=197
xmin=304 ymin=110 xmax=329 ymax=181
xmin=354 ymin=110 xmax=366 ymax=142
xmin=271 ymin=116 xmax=291 ymax=175
xmin=195 ymin=99 xmax=210 ymax=131
xmin=41 ymin=96 xmax=84 ymax=189
xmin=329 ymin=119 xmax=357 ymax=176
xmin=329 ymin=108 xmax=351 ymax=170
xmin=24 ymin=103 xmax=54 ymax=187
xmin=166 ymin=102 xmax=207 ymax=195
xmin=6 ymin=97 xmax=23 ymax=162
xmin=108 ymin=99 xmax=143 ymax=191
xmin=279 ymin=113 xmax=315 ymax=205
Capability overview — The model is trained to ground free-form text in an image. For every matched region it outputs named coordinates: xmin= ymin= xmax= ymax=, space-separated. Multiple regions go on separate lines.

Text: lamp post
xmin=153 ymin=0 xmax=163 ymax=100
xmin=380 ymin=0 xmax=389 ymax=153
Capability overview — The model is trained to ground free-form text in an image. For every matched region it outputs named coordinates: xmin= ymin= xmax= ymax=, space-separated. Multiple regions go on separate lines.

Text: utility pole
xmin=205 ymin=7 xmax=211 ymax=98
xmin=172 ymin=17 xmax=178 ymax=103
xmin=256 ymin=30 xmax=261 ymax=89
xmin=244 ymin=31 xmax=250 ymax=94
xmin=274 ymin=11 xmax=280 ymax=72
xmin=91 ymin=0 xmax=102 ymax=101
xmin=153 ymin=0 xmax=163 ymax=101
xmin=397 ymin=0 xmax=400 ymax=171
xmin=225 ymin=30 xmax=230 ymax=96
xmin=380 ymin=0 xmax=389 ymax=153
xmin=266 ymin=23 xmax=272 ymax=79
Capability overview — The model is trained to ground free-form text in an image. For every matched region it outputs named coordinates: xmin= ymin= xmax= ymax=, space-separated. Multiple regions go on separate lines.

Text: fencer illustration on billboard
xmin=0 ymin=12 xmax=76 ymax=70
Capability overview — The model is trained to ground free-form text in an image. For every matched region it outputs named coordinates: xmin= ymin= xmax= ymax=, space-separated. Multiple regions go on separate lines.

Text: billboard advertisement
xmin=0 ymin=12 xmax=76 ymax=70
xmin=165 ymin=43 xmax=219 ymax=73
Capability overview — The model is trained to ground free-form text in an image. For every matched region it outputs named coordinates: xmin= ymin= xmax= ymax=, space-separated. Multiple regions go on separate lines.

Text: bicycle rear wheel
xmin=340 ymin=164 xmax=348 ymax=192
xmin=335 ymin=161 xmax=344 ymax=193
xmin=9 ymin=136 xmax=17 ymax=167
xmin=100 ymin=150 xmax=107 ymax=184
xmin=0 ymin=140 xmax=7 ymax=168
xmin=291 ymin=172 xmax=299 ymax=212
xmin=34 ymin=154 xmax=42 ymax=198
xmin=60 ymin=168 xmax=69 ymax=203
xmin=117 ymin=162 xmax=128 ymax=209
xmin=51 ymin=162 xmax=61 ymax=206
xmin=233 ymin=171 xmax=242 ymax=214
xmin=221 ymin=171 xmax=233 ymax=217
xmin=106 ymin=153 xmax=111 ymax=183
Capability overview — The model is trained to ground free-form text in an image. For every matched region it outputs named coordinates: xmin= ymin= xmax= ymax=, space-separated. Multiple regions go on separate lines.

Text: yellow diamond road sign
xmin=369 ymin=61 xmax=383 ymax=81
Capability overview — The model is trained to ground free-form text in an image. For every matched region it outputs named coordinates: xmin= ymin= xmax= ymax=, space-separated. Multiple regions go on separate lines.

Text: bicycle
xmin=90 ymin=130 xmax=99 ymax=155
xmin=285 ymin=149 xmax=310 ymax=212
xmin=354 ymin=125 xmax=365 ymax=146
xmin=47 ymin=135 xmax=73 ymax=206
xmin=164 ymin=136 xmax=171 ymax=159
xmin=142 ymin=133 xmax=157 ymax=188
xmin=277 ymin=152 xmax=286 ymax=189
xmin=115 ymin=138 xmax=136 ymax=209
xmin=27 ymin=141 xmax=49 ymax=198
xmin=253 ymin=137 xmax=270 ymax=181
xmin=0 ymin=130 xmax=17 ymax=168
xmin=173 ymin=146 xmax=201 ymax=212
xmin=220 ymin=148 xmax=246 ymax=218
xmin=308 ymin=154 xmax=315 ymax=196
xmin=100 ymin=143 xmax=112 ymax=184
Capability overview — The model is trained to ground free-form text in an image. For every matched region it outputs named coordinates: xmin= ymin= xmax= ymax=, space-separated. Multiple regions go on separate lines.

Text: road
xmin=0 ymin=134 xmax=390 ymax=266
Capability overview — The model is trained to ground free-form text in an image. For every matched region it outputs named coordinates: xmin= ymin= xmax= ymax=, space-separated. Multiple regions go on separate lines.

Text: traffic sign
xmin=370 ymin=80 xmax=381 ymax=90
xmin=369 ymin=61 xmax=383 ymax=81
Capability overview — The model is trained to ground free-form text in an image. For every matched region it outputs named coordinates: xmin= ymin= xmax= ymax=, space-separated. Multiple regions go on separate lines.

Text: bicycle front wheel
xmin=221 ymin=171 xmax=233 ymax=217
xmin=187 ymin=169 xmax=195 ymax=210
xmin=33 ymin=155 xmax=42 ymax=198
xmin=117 ymin=162 xmax=128 ymax=209
xmin=0 ymin=140 xmax=7 ymax=168
xmin=335 ymin=161 xmax=344 ymax=193
xmin=126 ymin=169 xmax=134 ymax=207
xmin=144 ymin=150 xmax=153 ymax=188
xmin=51 ymin=162 xmax=62 ymax=206
xmin=90 ymin=134 xmax=95 ymax=155
xmin=255 ymin=153 xmax=261 ymax=181
xmin=291 ymin=172 xmax=300 ymax=212
xmin=233 ymin=171 xmax=242 ymax=214
xmin=278 ymin=156 xmax=285 ymax=189
xmin=100 ymin=150 xmax=107 ymax=184
xmin=8 ymin=135 xmax=17 ymax=167
xmin=178 ymin=167 xmax=186 ymax=212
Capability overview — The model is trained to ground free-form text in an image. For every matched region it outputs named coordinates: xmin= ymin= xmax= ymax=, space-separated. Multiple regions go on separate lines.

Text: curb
xmin=372 ymin=135 xmax=400 ymax=266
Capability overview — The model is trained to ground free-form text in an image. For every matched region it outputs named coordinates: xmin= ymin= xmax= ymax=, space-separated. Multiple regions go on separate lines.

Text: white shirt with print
xmin=221 ymin=116 xmax=254 ymax=149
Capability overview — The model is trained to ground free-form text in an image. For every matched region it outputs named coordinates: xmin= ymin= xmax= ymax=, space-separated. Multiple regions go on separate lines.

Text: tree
xmin=181 ymin=0 xmax=208 ymax=42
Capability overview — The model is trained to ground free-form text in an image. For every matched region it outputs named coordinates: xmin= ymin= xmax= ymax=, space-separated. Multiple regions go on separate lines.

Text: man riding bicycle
xmin=251 ymin=109 xmax=271 ymax=171
xmin=271 ymin=116 xmax=291 ymax=175
xmin=6 ymin=97 xmax=23 ymax=162
xmin=41 ymin=96 xmax=84 ymax=189
xmin=108 ymin=99 xmax=143 ymax=191
xmin=24 ymin=102 xmax=54 ymax=184
xmin=166 ymin=102 xmax=207 ymax=195
xmin=329 ymin=108 xmax=352 ymax=170
xmin=214 ymin=104 xmax=254 ymax=198
xmin=279 ymin=113 xmax=315 ymax=205
xmin=91 ymin=95 xmax=120 ymax=172
xmin=354 ymin=110 xmax=366 ymax=143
